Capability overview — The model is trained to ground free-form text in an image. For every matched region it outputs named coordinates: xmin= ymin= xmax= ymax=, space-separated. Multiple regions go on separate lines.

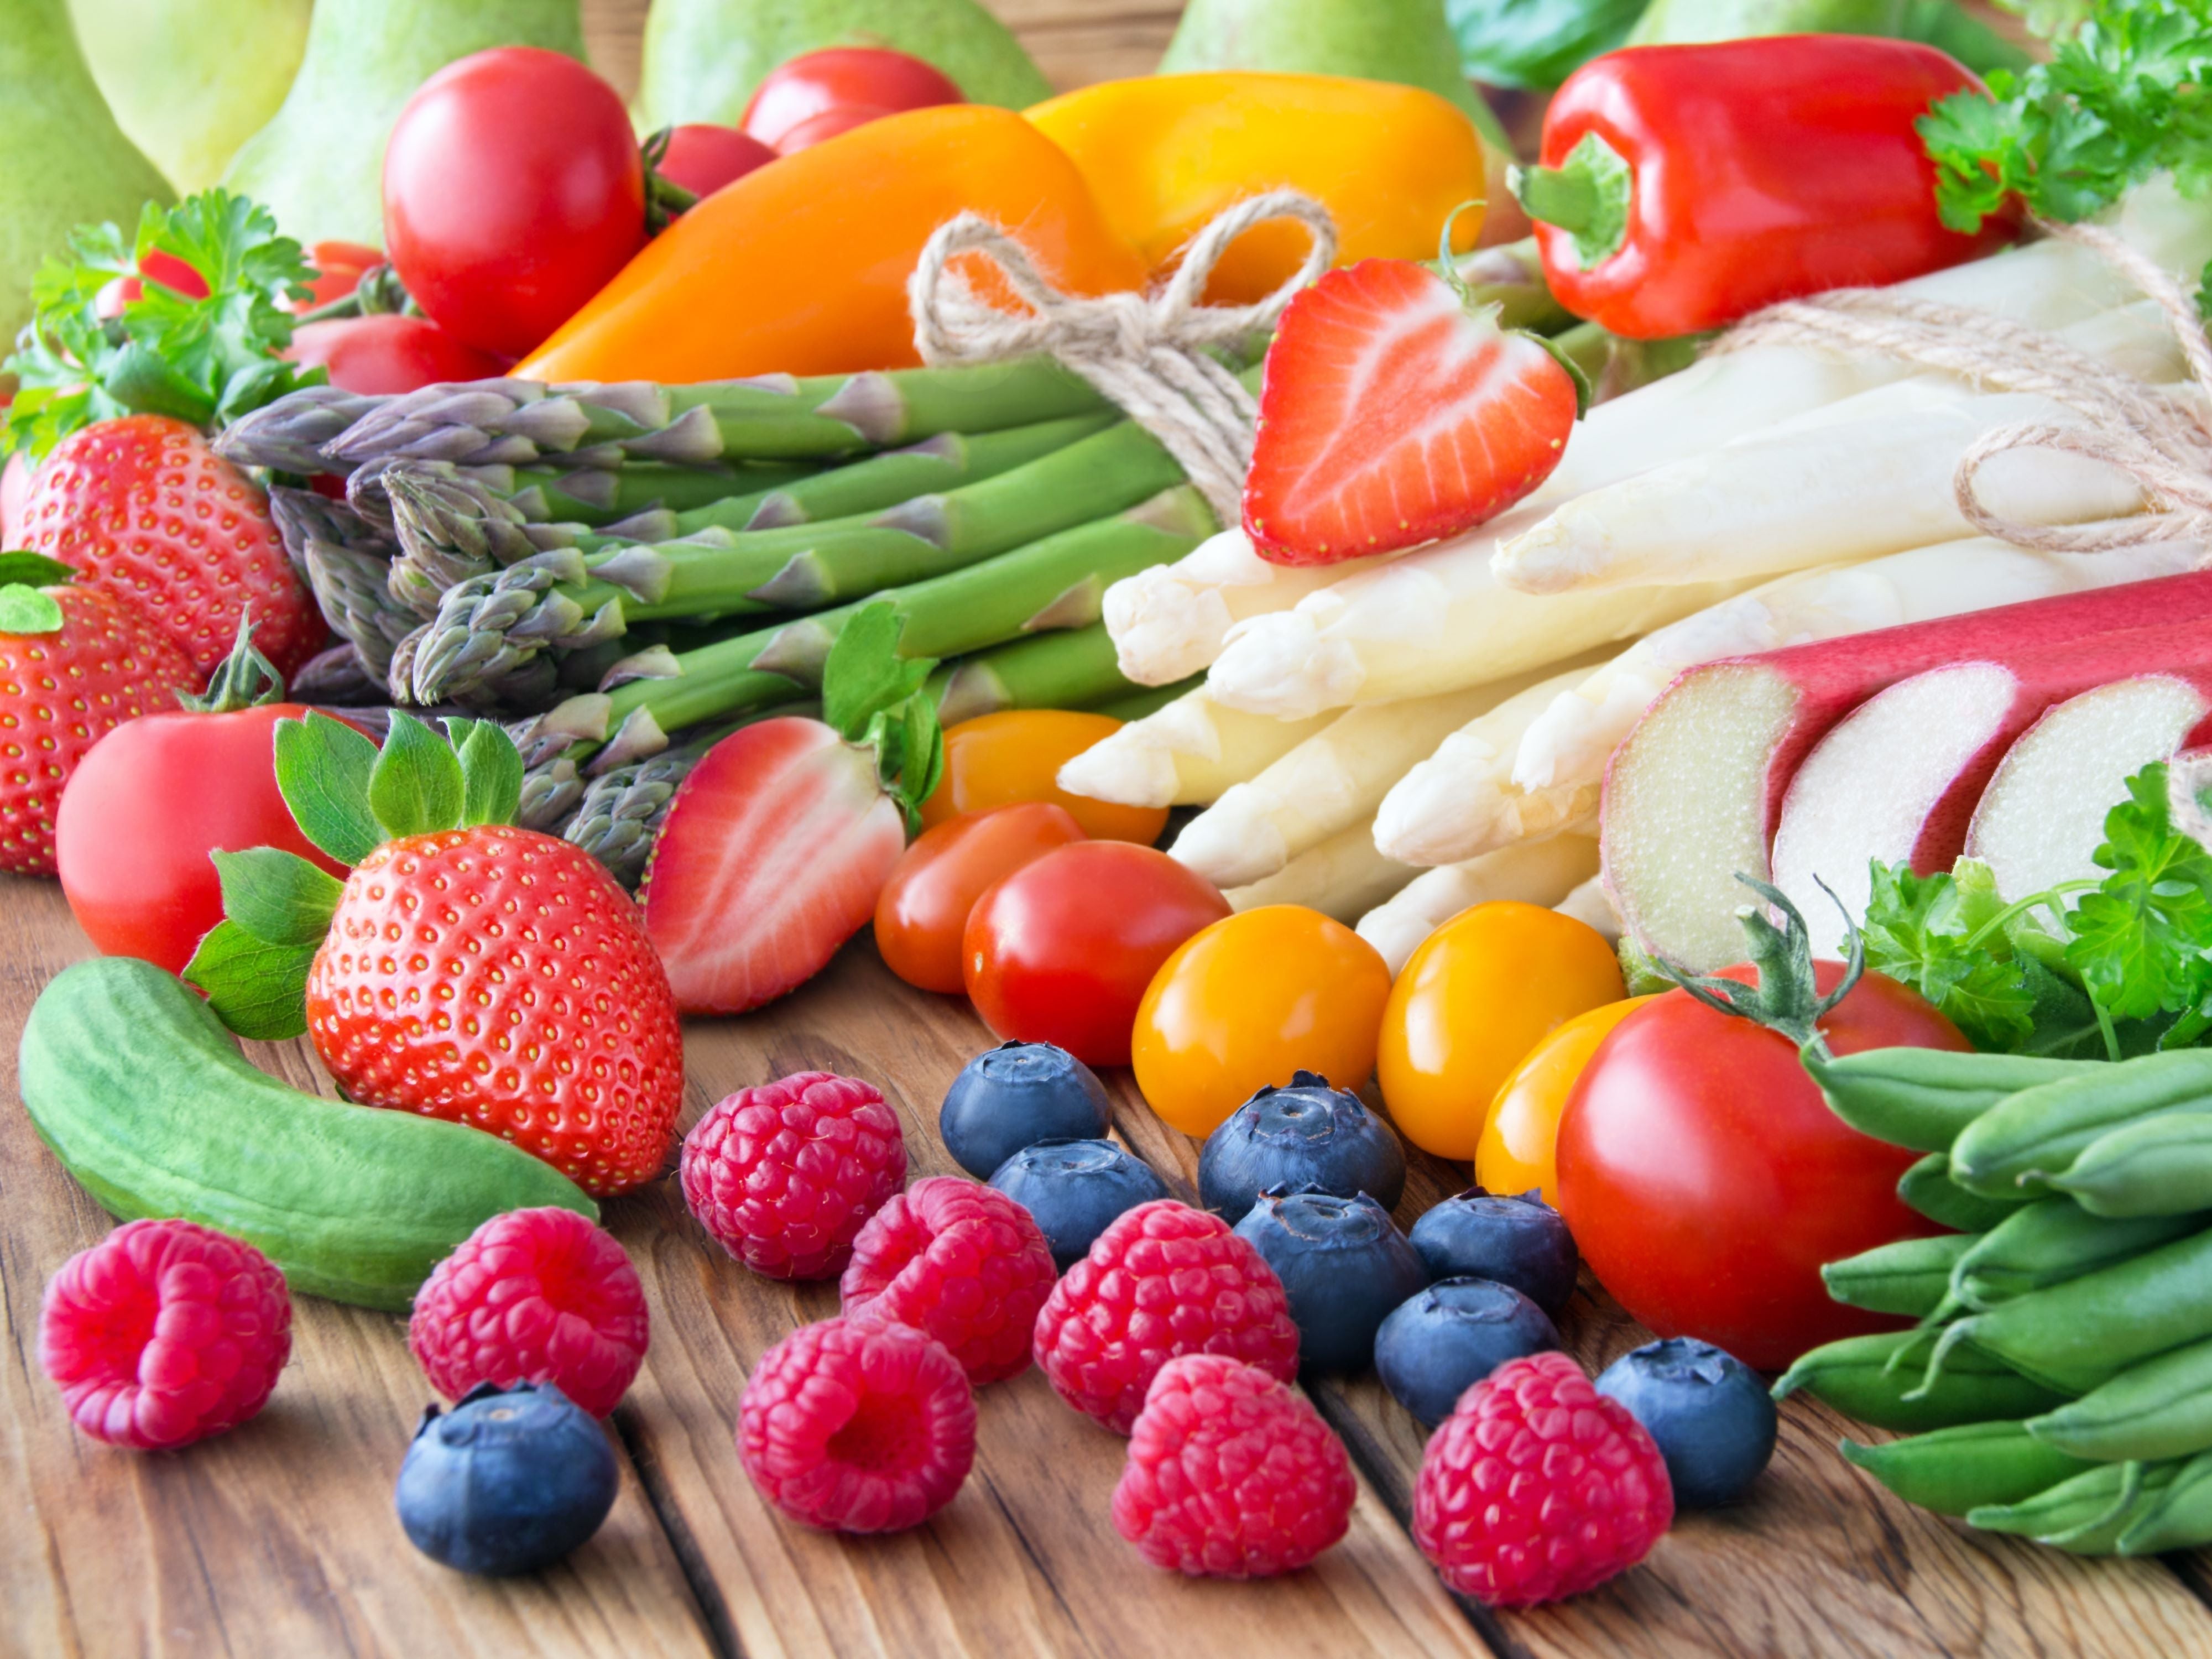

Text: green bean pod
xmin=1949 ymin=1050 xmax=2212 ymax=1199
xmin=1804 ymin=1050 xmax=2098 ymax=1154
xmin=1823 ymin=1233 xmax=1980 ymax=1318
xmin=1841 ymin=1421 xmax=2096 ymax=1516
xmin=2049 ymin=1113 xmax=2212 ymax=1218
xmin=2117 ymin=1448 xmax=2212 ymax=1554
xmin=1968 ymin=1458 xmax=2179 ymax=1554
xmin=1899 ymin=1152 xmax=2034 ymax=1233
xmin=2026 ymin=1334 xmax=2212 ymax=1463
xmin=1773 ymin=1330 xmax=2069 ymax=1432
xmin=1947 ymin=1198 xmax=2201 ymax=1311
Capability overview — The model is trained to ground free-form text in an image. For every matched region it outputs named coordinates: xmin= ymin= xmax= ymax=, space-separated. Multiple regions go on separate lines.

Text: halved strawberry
xmin=1243 ymin=258 xmax=1582 ymax=568
xmin=638 ymin=603 xmax=943 ymax=1014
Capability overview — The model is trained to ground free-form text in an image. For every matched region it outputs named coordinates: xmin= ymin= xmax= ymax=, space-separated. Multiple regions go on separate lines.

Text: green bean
xmin=2117 ymin=1448 xmax=2212 ymax=1554
xmin=1968 ymin=1458 xmax=2179 ymax=1554
xmin=2026 ymin=1335 xmax=2212 ymax=1463
xmin=1947 ymin=1198 xmax=2200 ymax=1311
xmin=1898 ymin=1152 xmax=2034 ymax=1232
xmin=1822 ymin=1233 xmax=1980 ymax=1318
xmin=1840 ymin=1421 xmax=2096 ymax=1515
xmin=1773 ymin=1330 xmax=2068 ymax=1432
xmin=2049 ymin=1113 xmax=2212 ymax=1218
xmin=1949 ymin=1050 xmax=2212 ymax=1198
xmin=1803 ymin=1050 xmax=2098 ymax=1154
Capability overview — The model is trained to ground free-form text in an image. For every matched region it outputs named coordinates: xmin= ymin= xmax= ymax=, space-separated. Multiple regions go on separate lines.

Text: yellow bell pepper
xmin=1026 ymin=72 xmax=1491 ymax=305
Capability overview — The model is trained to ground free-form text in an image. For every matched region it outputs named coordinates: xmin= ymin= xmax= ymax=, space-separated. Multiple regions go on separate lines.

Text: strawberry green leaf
xmin=0 ymin=552 xmax=75 ymax=587
xmin=0 ymin=586 xmax=63 ymax=634
xmin=453 ymin=718 xmax=524 ymax=828
xmin=274 ymin=711 xmax=383 ymax=866
xmin=184 ymin=920 xmax=316 ymax=1041
xmin=212 ymin=847 xmax=343 ymax=948
xmin=823 ymin=601 xmax=932 ymax=742
xmin=369 ymin=711 xmax=466 ymax=841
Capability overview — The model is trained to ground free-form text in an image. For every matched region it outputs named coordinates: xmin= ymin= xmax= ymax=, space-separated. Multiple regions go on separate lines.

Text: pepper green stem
xmin=1511 ymin=131 xmax=1633 ymax=270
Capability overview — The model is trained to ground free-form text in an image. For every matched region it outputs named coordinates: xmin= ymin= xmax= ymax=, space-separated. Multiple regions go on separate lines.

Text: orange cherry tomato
xmin=1132 ymin=904 xmax=1392 ymax=1138
xmin=1376 ymin=901 xmax=1626 ymax=1160
xmin=875 ymin=803 xmax=1087 ymax=993
xmin=1474 ymin=996 xmax=1657 ymax=1205
xmin=922 ymin=710 xmax=1167 ymax=844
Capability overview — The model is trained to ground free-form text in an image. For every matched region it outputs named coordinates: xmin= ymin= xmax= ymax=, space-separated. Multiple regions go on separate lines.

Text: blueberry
xmin=1595 ymin=1338 xmax=1777 ymax=1509
xmin=395 ymin=1381 xmax=618 ymax=1575
xmin=989 ymin=1138 xmax=1171 ymax=1271
xmin=1374 ymin=1279 xmax=1561 ymax=1427
xmin=939 ymin=1041 xmax=1114 ymax=1178
xmin=1407 ymin=1189 xmax=1579 ymax=1318
xmin=1233 ymin=1187 xmax=1427 ymax=1373
xmin=1199 ymin=1072 xmax=1405 ymax=1225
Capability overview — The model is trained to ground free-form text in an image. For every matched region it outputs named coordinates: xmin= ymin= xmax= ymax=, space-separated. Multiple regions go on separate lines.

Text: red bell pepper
xmin=1515 ymin=37 xmax=2017 ymax=340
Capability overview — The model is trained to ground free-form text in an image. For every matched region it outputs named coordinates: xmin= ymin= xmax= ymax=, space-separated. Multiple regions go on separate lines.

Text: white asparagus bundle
xmin=1170 ymin=651 xmax=1611 ymax=889
xmin=1356 ymin=835 xmax=1602 ymax=977
xmin=1224 ymin=816 xmax=1418 ymax=926
xmin=1371 ymin=666 xmax=1611 ymax=867
xmin=1056 ymin=687 xmax=1335 ymax=809
xmin=1554 ymin=876 xmax=1623 ymax=943
xmin=1509 ymin=538 xmax=2208 ymax=799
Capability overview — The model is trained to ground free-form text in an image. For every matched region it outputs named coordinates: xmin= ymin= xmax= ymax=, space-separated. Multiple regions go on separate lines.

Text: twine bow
xmin=907 ymin=189 xmax=1339 ymax=524
xmin=1716 ymin=221 xmax=2212 ymax=556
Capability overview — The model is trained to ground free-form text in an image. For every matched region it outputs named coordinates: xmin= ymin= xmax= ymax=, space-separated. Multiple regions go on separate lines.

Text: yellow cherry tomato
xmin=921 ymin=710 xmax=1168 ymax=844
xmin=1377 ymin=901 xmax=1626 ymax=1160
xmin=1475 ymin=996 xmax=1658 ymax=1205
xmin=1133 ymin=904 xmax=1392 ymax=1138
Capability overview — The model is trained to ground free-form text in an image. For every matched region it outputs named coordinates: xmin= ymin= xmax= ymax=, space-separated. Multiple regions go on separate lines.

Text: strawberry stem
xmin=180 ymin=613 xmax=286 ymax=713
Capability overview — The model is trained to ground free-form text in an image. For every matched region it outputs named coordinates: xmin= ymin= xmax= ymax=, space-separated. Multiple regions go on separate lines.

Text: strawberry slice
xmin=1243 ymin=258 xmax=1582 ymax=568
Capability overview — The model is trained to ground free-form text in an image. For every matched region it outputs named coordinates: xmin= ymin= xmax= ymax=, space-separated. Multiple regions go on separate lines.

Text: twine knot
xmin=907 ymin=190 xmax=1339 ymax=524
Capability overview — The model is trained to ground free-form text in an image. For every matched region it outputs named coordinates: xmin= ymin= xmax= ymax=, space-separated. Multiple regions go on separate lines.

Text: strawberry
xmin=639 ymin=603 xmax=944 ymax=1014
xmin=186 ymin=712 xmax=684 ymax=1197
xmin=0 ymin=555 xmax=199 ymax=875
xmin=1242 ymin=257 xmax=1584 ymax=568
xmin=17 ymin=415 xmax=322 ymax=679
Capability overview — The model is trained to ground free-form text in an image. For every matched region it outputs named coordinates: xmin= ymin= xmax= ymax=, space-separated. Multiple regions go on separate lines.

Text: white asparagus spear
xmin=1169 ymin=650 xmax=1611 ymax=889
xmin=1371 ymin=667 xmax=1611 ymax=866
xmin=1356 ymin=836 xmax=1603 ymax=977
xmin=1223 ymin=816 xmax=1418 ymax=926
xmin=1554 ymin=876 xmax=1623 ymax=943
xmin=1509 ymin=538 xmax=2208 ymax=797
xmin=1056 ymin=688 xmax=1336 ymax=809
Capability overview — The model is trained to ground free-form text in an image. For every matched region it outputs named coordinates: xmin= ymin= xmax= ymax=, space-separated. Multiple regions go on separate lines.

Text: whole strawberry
xmin=0 ymin=555 xmax=199 ymax=874
xmin=185 ymin=711 xmax=684 ymax=1196
xmin=18 ymin=414 xmax=322 ymax=677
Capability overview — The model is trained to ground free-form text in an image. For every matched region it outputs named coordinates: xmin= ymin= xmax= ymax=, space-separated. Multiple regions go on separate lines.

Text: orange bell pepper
xmin=1026 ymin=72 xmax=1491 ymax=305
xmin=519 ymin=105 xmax=1147 ymax=384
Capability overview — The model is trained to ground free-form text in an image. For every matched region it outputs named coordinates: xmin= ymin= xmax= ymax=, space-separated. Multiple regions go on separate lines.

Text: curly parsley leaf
xmin=2065 ymin=761 xmax=2212 ymax=1020
xmin=1862 ymin=858 xmax=2046 ymax=1050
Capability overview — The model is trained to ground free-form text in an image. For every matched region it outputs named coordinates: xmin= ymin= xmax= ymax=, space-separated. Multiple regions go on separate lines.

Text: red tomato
xmin=876 ymin=803 xmax=1087 ymax=993
xmin=383 ymin=48 xmax=646 ymax=359
xmin=285 ymin=315 xmax=510 ymax=395
xmin=1556 ymin=962 xmax=1969 ymax=1371
xmin=657 ymin=123 xmax=779 ymax=197
xmin=964 ymin=841 xmax=1230 ymax=1066
xmin=296 ymin=241 xmax=384 ymax=313
xmin=774 ymin=106 xmax=898 ymax=154
xmin=55 ymin=704 xmax=358 ymax=975
xmin=740 ymin=48 xmax=964 ymax=150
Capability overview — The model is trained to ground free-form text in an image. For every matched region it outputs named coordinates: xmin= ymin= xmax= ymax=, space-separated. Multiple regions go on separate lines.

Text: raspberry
xmin=1112 ymin=1354 xmax=1355 ymax=1577
xmin=1032 ymin=1199 xmax=1299 ymax=1434
xmin=738 ymin=1316 xmax=976 ymax=1533
xmin=38 ymin=1218 xmax=292 ymax=1449
xmin=409 ymin=1208 xmax=650 ymax=1418
xmin=839 ymin=1177 xmax=1057 ymax=1385
xmin=681 ymin=1071 xmax=906 ymax=1280
xmin=1413 ymin=1350 xmax=1674 ymax=1607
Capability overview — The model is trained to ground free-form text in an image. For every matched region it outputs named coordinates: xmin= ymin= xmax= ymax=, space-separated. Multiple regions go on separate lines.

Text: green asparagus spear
xmin=927 ymin=624 xmax=1139 ymax=727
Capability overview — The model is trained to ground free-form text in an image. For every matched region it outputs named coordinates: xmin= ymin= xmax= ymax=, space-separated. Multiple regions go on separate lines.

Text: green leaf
xmin=453 ymin=718 xmax=524 ymax=828
xmin=183 ymin=920 xmax=316 ymax=1041
xmin=212 ymin=847 xmax=343 ymax=947
xmin=822 ymin=601 xmax=931 ymax=742
xmin=1861 ymin=859 xmax=2042 ymax=1051
xmin=273 ymin=711 xmax=383 ymax=865
xmin=0 ymin=586 xmax=63 ymax=633
xmin=368 ymin=711 xmax=466 ymax=841
xmin=0 ymin=552 xmax=74 ymax=587
xmin=1442 ymin=0 xmax=1643 ymax=92
xmin=2065 ymin=763 xmax=2212 ymax=1021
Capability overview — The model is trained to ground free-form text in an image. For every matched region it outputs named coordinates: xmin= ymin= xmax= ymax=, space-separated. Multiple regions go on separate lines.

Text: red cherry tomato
xmin=1556 ymin=962 xmax=1970 ymax=1372
xmin=876 ymin=803 xmax=1087 ymax=993
xmin=657 ymin=123 xmax=780 ymax=197
xmin=383 ymin=48 xmax=646 ymax=359
xmin=740 ymin=48 xmax=964 ymax=150
xmin=296 ymin=241 xmax=385 ymax=313
xmin=285 ymin=315 xmax=510 ymax=395
xmin=773 ymin=105 xmax=898 ymax=154
xmin=56 ymin=703 xmax=359 ymax=975
xmin=964 ymin=841 xmax=1230 ymax=1066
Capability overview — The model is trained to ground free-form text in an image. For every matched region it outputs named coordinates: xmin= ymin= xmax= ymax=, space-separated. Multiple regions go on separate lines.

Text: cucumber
xmin=18 ymin=957 xmax=598 ymax=1312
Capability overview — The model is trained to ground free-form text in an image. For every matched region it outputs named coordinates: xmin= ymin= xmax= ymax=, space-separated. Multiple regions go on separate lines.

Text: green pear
xmin=0 ymin=0 xmax=174 ymax=356
xmin=221 ymin=0 xmax=588 ymax=249
xmin=636 ymin=0 xmax=1053 ymax=132
xmin=70 ymin=0 xmax=311 ymax=193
